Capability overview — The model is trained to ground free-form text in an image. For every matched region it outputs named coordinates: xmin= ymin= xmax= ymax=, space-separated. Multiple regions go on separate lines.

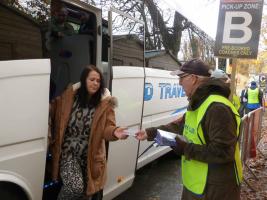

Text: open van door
xmin=104 ymin=7 xmax=145 ymax=200
xmin=103 ymin=7 xmax=187 ymax=200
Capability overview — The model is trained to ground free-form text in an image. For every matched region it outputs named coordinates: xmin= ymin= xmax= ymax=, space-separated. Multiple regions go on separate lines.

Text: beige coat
xmin=50 ymin=84 xmax=118 ymax=195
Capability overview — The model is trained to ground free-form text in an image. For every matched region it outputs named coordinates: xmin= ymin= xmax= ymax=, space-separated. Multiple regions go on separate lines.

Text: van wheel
xmin=0 ymin=182 xmax=28 ymax=200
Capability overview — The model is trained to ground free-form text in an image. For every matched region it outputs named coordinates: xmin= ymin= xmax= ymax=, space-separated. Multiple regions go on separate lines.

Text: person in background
xmin=239 ymin=85 xmax=248 ymax=117
xmin=50 ymin=7 xmax=75 ymax=38
xmin=136 ymin=59 xmax=243 ymax=200
xmin=50 ymin=65 xmax=128 ymax=200
xmin=210 ymin=69 xmax=240 ymax=111
xmin=78 ymin=11 xmax=95 ymax=64
xmin=233 ymin=94 xmax=241 ymax=113
xmin=245 ymin=81 xmax=263 ymax=113
xmin=79 ymin=12 xmax=95 ymax=37
xmin=210 ymin=69 xmax=229 ymax=83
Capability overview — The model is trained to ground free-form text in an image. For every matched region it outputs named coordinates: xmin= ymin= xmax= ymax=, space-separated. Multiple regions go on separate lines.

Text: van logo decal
xmin=144 ymin=82 xmax=185 ymax=101
xmin=144 ymin=83 xmax=153 ymax=101
xmin=159 ymin=83 xmax=185 ymax=99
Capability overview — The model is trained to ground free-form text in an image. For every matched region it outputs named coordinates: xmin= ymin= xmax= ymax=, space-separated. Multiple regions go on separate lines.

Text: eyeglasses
xmin=179 ymin=73 xmax=191 ymax=79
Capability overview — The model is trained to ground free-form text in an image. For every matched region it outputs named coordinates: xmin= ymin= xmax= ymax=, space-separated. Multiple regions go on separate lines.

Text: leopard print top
xmin=61 ymin=96 xmax=96 ymax=167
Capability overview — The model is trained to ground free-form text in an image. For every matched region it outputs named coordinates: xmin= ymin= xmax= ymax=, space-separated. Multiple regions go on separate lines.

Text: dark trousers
xmin=92 ymin=190 xmax=103 ymax=200
xmin=238 ymin=103 xmax=247 ymax=117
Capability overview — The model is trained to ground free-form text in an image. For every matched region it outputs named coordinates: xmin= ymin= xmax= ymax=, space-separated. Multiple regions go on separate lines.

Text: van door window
xmin=47 ymin=1 xmax=97 ymax=97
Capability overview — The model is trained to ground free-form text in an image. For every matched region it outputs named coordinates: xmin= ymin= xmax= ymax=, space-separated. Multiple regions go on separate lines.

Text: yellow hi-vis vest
xmin=248 ymin=88 xmax=259 ymax=104
xmin=182 ymin=95 xmax=243 ymax=195
xmin=232 ymin=94 xmax=241 ymax=111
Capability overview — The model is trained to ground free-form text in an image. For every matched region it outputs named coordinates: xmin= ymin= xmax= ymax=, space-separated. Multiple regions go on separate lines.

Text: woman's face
xmin=86 ymin=70 xmax=101 ymax=95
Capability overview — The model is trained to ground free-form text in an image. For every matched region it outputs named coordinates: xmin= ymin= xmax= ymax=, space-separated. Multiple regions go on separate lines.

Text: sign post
xmin=229 ymin=59 xmax=237 ymax=100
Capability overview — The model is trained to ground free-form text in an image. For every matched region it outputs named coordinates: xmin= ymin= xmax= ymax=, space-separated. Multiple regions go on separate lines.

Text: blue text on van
xmin=144 ymin=82 xmax=185 ymax=101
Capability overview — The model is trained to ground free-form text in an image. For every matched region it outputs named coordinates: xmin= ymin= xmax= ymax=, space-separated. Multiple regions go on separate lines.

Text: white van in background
xmin=0 ymin=1 xmax=187 ymax=199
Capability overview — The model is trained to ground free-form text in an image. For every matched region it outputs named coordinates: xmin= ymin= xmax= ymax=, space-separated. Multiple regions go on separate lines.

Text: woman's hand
xmin=135 ymin=130 xmax=148 ymax=141
xmin=113 ymin=127 xmax=128 ymax=140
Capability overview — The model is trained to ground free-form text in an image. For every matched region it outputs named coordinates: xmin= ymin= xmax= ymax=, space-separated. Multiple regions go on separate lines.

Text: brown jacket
xmin=50 ymin=83 xmax=118 ymax=195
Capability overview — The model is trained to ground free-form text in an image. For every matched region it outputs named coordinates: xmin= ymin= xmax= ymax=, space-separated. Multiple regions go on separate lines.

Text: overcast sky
xmin=161 ymin=0 xmax=220 ymax=39
xmin=162 ymin=0 xmax=266 ymax=39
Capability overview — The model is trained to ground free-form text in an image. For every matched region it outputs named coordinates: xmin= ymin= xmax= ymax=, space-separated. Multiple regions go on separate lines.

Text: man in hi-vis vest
xmin=136 ymin=59 xmax=242 ymax=200
xmin=245 ymin=81 xmax=263 ymax=113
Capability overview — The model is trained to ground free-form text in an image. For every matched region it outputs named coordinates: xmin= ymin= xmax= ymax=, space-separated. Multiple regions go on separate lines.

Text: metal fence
xmin=239 ymin=107 xmax=264 ymax=190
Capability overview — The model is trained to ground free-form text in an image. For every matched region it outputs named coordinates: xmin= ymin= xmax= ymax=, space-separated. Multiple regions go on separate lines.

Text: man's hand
xmin=172 ymin=135 xmax=188 ymax=154
xmin=135 ymin=130 xmax=148 ymax=141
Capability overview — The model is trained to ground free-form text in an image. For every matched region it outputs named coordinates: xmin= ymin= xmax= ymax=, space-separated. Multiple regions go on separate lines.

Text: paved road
xmin=43 ymin=152 xmax=183 ymax=200
xmin=114 ymin=152 xmax=183 ymax=200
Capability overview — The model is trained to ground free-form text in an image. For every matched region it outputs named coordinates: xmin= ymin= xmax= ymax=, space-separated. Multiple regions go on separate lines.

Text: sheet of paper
xmin=157 ymin=129 xmax=177 ymax=140
xmin=155 ymin=129 xmax=177 ymax=146
xmin=157 ymin=129 xmax=187 ymax=143
xmin=124 ymin=127 xmax=138 ymax=137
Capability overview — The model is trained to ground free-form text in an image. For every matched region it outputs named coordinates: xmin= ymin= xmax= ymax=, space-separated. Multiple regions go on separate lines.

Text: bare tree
xmin=5 ymin=0 xmax=215 ymax=62
xmin=110 ymin=0 xmax=214 ymax=61
xmin=3 ymin=0 xmax=50 ymax=23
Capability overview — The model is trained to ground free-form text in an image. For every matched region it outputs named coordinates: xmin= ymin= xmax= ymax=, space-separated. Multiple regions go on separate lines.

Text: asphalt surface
xmin=43 ymin=151 xmax=183 ymax=200
xmin=113 ymin=152 xmax=183 ymax=200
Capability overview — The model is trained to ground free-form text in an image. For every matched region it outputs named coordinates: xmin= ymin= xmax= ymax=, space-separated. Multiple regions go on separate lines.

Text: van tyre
xmin=0 ymin=182 xmax=28 ymax=200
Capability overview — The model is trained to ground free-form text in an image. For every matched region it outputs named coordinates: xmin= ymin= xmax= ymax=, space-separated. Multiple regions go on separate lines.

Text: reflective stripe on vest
xmin=182 ymin=95 xmax=243 ymax=195
xmin=248 ymin=88 xmax=259 ymax=104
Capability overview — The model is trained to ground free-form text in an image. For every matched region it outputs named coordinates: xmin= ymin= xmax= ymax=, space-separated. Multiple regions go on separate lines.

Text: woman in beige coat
xmin=50 ymin=65 xmax=127 ymax=200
